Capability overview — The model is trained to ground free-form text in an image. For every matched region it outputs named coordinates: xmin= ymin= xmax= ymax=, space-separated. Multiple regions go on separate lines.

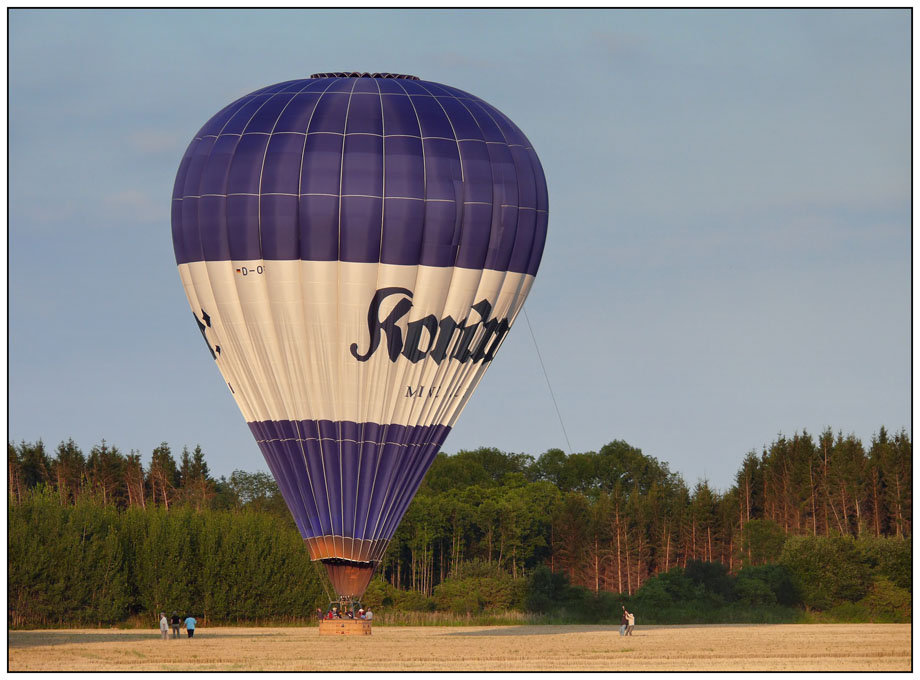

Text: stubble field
xmin=8 ymin=623 xmax=911 ymax=671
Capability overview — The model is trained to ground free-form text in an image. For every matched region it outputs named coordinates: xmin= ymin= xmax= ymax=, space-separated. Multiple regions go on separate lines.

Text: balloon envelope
xmin=171 ymin=73 xmax=548 ymax=598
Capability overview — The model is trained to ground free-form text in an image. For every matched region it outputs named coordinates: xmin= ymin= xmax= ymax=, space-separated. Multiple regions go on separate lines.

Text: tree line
xmin=8 ymin=489 xmax=322 ymax=627
xmin=8 ymin=426 xmax=911 ymax=626
xmin=8 ymin=439 xmax=288 ymax=516
xmin=377 ymin=427 xmax=910 ymax=597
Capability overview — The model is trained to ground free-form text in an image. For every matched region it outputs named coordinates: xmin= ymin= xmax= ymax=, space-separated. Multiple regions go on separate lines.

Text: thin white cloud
xmin=128 ymin=129 xmax=184 ymax=154
xmin=15 ymin=199 xmax=79 ymax=225
xmin=104 ymin=189 xmax=163 ymax=223
xmin=428 ymin=52 xmax=495 ymax=70
xmin=590 ymin=30 xmax=644 ymax=58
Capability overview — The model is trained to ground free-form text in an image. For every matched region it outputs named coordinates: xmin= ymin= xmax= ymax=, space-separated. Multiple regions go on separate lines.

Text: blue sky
xmin=8 ymin=9 xmax=911 ymax=491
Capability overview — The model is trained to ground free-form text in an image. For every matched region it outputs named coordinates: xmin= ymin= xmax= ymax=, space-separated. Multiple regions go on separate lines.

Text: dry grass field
xmin=8 ymin=623 xmax=911 ymax=671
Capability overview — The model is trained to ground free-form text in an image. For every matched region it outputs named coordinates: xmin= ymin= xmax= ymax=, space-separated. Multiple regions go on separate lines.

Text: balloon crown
xmin=310 ymin=72 xmax=420 ymax=80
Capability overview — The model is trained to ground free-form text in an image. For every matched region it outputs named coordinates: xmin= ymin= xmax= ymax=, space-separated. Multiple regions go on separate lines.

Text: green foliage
xmin=735 ymin=574 xmax=775 ymax=606
xmin=780 ymin=535 xmax=871 ymax=610
xmin=8 ymin=488 xmax=132 ymax=625
xmin=422 ymin=447 xmax=533 ymax=492
xmin=525 ymin=565 xmax=570 ymax=613
xmin=632 ymin=568 xmax=694 ymax=610
xmin=392 ymin=589 xmax=434 ymax=612
xmin=632 ymin=560 xmax=800 ymax=617
xmin=7 ymin=427 xmax=912 ymax=627
xmin=629 ymin=575 xmax=674 ymax=611
xmin=132 ymin=507 xmax=200 ymax=614
xmin=225 ymin=470 xmax=287 ymax=515
xmin=8 ymin=488 xmax=323 ymax=628
xmin=432 ymin=561 xmax=526 ymax=614
xmin=362 ymin=577 xmax=399 ymax=610
xmin=16 ymin=440 xmax=52 ymax=488
xmin=529 ymin=441 xmax=677 ymax=497
xmin=808 ymin=580 xmax=911 ymax=625
xmin=522 ymin=566 xmax=626 ymax=623
xmin=9 ymin=486 xmax=73 ymax=625
xmin=857 ymin=535 xmax=912 ymax=591
xmin=735 ymin=564 xmax=798 ymax=606
xmin=684 ymin=559 xmax=735 ymax=605
xmin=856 ymin=578 xmax=911 ymax=622
xmin=741 ymin=519 xmax=787 ymax=566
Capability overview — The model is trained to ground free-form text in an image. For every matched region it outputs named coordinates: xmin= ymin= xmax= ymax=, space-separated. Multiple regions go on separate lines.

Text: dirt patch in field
xmin=7 ymin=623 xmax=911 ymax=671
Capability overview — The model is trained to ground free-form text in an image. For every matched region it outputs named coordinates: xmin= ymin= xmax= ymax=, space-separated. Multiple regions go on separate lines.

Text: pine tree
xmin=188 ymin=445 xmax=215 ymax=511
xmin=124 ymin=451 xmax=147 ymax=508
xmin=87 ymin=440 xmax=127 ymax=507
xmin=17 ymin=440 xmax=51 ymax=489
xmin=53 ymin=439 xmax=86 ymax=505
xmin=8 ymin=442 xmax=24 ymax=505
xmin=879 ymin=429 xmax=912 ymax=538
xmin=148 ymin=443 xmax=179 ymax=510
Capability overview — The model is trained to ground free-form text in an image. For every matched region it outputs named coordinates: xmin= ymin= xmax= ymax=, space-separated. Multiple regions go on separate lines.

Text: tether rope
xmin=523 ymin=306 xmax=573 ymax=455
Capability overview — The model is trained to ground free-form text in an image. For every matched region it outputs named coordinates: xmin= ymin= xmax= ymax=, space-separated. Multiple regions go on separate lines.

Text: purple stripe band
xmin=249 ymin=419 xmax=450 ymax=547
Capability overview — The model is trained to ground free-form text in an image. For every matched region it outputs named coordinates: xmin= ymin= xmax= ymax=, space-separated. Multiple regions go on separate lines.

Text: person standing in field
xmin=159 ymin=612 xmax=168 ymax=640
xmin=619 ymin=607 xmax=628 ymax=636
xmin=170 ymin=611 xmax=181 ymax=639
xmin=183 ymin=615 xmax=197 ymax=638
xmin=625 ymin=609 xmax=635 ymax=636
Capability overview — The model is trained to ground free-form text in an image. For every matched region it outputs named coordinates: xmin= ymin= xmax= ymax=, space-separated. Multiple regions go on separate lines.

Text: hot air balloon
xmin=171 ymin=72 xmax=547 ymax=607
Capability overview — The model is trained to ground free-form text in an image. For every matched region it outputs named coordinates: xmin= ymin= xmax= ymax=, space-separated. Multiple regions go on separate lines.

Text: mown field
xmin=8 ymin=623 xmax=911 ymax=671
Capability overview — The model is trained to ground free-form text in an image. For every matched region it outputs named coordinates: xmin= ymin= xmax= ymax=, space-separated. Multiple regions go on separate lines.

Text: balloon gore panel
xmin=251 ymin=420 xmax=450 ymax=563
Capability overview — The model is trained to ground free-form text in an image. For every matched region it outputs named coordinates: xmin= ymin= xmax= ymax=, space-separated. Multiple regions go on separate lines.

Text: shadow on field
xmin=445 ymin=625 xmax=622 ymax=637
xmin=444 ymin=623 xmax=769 ymax=637
xmin=8 ymin=630 xmax=280 ymax=648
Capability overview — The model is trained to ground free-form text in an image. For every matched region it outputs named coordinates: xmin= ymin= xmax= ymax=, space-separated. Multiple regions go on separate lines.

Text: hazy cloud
xmin=427 ymin=51 xmax=498 ymax=71
xmin=13 ymin=199 xmax=80 ymax=225
xmin=103 ymin=189 xmax=163 ymax=223
xmin=590 ymin=30 xmax=644 ymax=58
xmin=128 ymin=129 xmax=185 ymax=154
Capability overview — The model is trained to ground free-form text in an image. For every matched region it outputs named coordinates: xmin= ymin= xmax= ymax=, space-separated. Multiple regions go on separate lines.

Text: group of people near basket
xmin=159 ymin=611 xmax=197 ymax=639
xmin=321 ymin=605 xmax=373 ymax=621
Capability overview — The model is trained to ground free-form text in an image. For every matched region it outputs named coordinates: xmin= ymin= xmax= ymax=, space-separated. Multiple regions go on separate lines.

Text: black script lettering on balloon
xmin=350 ymin=287 xmax=511 ymax=365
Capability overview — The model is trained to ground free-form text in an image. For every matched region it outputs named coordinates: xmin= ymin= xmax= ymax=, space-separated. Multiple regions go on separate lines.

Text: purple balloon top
xmin=171 ymin=73 xmax=548 ymax=276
